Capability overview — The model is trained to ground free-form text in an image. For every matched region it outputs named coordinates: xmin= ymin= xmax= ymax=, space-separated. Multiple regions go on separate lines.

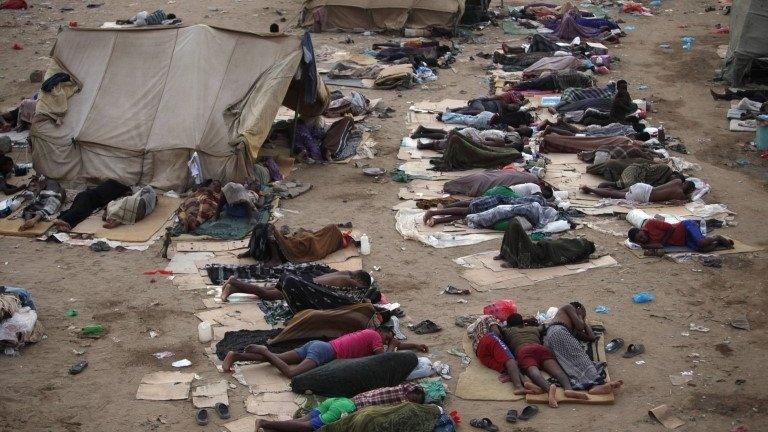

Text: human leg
xmin=18 ymin=214 xmax=41 ymax=231
xmin=250 ymin=345 xmax=319 ymax=378
xmin=423 ymin=208 xmax=470 ymax=226
xmin=580 ymin=185 xmax=628 ymax=199
xmin=222 ymin=351 xmax=267 ymax=372
xmin=221 ymin=276 xmax=283 ymax=302
xmin=257 ymin=419 xmax=313 ymax=432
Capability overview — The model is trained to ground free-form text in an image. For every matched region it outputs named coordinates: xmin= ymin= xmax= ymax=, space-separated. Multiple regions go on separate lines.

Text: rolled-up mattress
xmin=291 ymin=351 xmax=418 ymax=397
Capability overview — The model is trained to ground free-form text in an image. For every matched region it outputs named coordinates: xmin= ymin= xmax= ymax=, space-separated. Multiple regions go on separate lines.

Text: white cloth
xmin=625 ymin=182 xmax=653 ymax=203
xmin=509 ymin=183 xmax=542 ymax=196
xmin=0 ymin=307 xmax=37 ymax=348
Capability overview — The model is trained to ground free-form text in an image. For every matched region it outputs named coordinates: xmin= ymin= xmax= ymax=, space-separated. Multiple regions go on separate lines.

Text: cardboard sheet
xmin=245 ymin=392 xmax=297 ymax=421
xmin=455 ymin=250 xmax=617 ymax=289
xmin=234 ymin=363 xmax=291 ymax=394
xmin=224 ymin=416 xmax=261 ymax=432
xmin=70 ymin=195 xmax=180 ymax=242
xmin=165 ymin=252 xmax=216 ymax=274
xmin=0 ymin=218 xmax=52 ymax=237
xmin=729 ymin=118 xmax=756 ymax=132
xmin=192 ymin=380 xmax=229 ymax=408
xmin=649 ymin=404 xmax=685 ymax=429
xmin=455 ymin=336 xmax=525 ymax=401
xmin=174 ymin=239 xmax=250 ymax=252
xmin=627 ymin=239 xmax=763 ymax=259
xmin=136 ymin=371 xmax=195 ymax=401
xmin=195 ymin=303 xmax=271 ymax=331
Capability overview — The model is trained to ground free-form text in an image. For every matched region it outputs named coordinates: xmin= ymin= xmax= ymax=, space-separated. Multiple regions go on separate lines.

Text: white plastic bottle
xmin=198 ymin=321 xmax=213 ymax=343
xmin=359 ymin=234 xmax=371 ymax=255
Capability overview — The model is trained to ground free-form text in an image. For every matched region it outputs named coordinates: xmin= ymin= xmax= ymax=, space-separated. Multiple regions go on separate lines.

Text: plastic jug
xmin=626 ymin=209 xmax=650 ymax=228
xmin=198 ymin=321 xmax=213 ymax=343
xmin=359 ymin=234 xmax=371 ymax=255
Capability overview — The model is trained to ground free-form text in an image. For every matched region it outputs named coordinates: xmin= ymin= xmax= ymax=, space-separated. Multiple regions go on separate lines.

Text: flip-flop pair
xmin=506 ymin=405 xmax=538 ymax=423
xmin=196 ymin=403 xmax=230 ymax=426
xmin=470 ymin=418 xmax=499 ymax=431
xmin=606 ymin=338 xmax=645 ymax=357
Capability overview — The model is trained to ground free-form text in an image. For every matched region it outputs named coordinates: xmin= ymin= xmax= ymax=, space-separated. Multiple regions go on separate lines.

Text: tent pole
xmin=290 ymin=85 xmax=301 ymax=155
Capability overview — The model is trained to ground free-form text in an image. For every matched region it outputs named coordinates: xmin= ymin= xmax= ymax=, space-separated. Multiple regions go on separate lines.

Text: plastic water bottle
xmin=681 ymin=36 xmax=695 ymax=51
xmin=632 ymin=292 xmax=655 ymax=303
xmin=81 ymin=324 xmax=105 ymax=335
xmin=649 ymin=0 xmax=661 ymax=10
xmin=198 ymin=321 xmax=213 ymax=343
xmin=359 ymin=234 xmax=371 ymax=255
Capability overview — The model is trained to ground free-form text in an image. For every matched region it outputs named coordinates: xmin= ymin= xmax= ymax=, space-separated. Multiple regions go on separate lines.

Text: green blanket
xmin=431 ymin=131 xmax=521 ymax=171
xmin=320 ymin=402 xmax=440 ymax=432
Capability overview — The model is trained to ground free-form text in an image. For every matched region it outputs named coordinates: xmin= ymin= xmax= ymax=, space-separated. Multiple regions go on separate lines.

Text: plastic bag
xmin=483 ymin=300 xmax=518 ymax=321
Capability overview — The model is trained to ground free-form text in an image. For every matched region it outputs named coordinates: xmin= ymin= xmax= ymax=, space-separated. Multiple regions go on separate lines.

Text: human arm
xmin=391 ymin=341 xmax=429 ymax=353
xmin=562 ymin=305 xmax=587 ymax=334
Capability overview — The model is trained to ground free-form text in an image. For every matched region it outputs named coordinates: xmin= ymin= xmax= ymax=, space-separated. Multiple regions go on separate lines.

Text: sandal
xmin=605 ymin=338 xmax=625 ymax=354
xmin=214 ymin=402 xmax=231 ymax=419
xmin=470 ymin=418 xmax=499 ymax=432
xmin=622 ymin=343 xmax=645 ymax=358
xmin=518 ymin=405 xmax=539 ymax=421
xmin=196 ymin=409 xmax=210 ymax=426
xmin=505 ymin=409 xmax=518 ymax=423
xmin=411 ymin=319 xmax=442 ymax=335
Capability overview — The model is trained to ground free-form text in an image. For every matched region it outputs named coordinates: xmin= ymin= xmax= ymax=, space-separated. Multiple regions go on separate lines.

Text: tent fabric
xmin=30 ymin=25 xmax=328 ymax=191
xmin=302 ymin=0 xmax=465 ymax=31
xmin=723 ymin=0 xmax=768 ymax=86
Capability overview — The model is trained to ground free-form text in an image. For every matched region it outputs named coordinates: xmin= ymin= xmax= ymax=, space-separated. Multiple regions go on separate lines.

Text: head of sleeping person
xmin=505 ymin=313 xmax=524 ymax=327
xmin=516 ymin=125 xmax=533 ymax=138
xmin=350 ymin=270 xmax=372 ymax=287
xmin=634 ymin=131 xmax=651 ymax=141
xmin=627 ymin=227 xmax=649 ymax=245
xmin=377 ymin=325 xmax=395 ymax=345
xmin=569 ymin=301 xmax=587 ymax=319
xmin=406 ymin=386 xmax=426 ymax=404
xmin=682 ymin=180 xmax=696 ymax=196
xmin=616 ymin=79 xmax=629 ymax=93
xmin=540 ymin=184 xmax=554 ymax=199
xmin=0 ymin=155 xmax=13 ymax=176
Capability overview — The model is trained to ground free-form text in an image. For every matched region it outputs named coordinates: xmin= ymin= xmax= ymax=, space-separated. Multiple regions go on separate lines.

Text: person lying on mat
xmin=501 ymin=313 xmax=588 ymax=408
xmin=102 ymin=186 xmax=157 ymax=229
xmin=422 ymin=195 xmax=554 ymax=228
xmin=219 ymin=270 xmax=372 ymax=302
xmin=580 ymin=178 xmax=696 ymax=203
xmin=628 ymin=218 xmax=734 ymax=255
xmin=413 ymin=125 xmax=532 ymax=151
xmin=0 ymin=155 xmax=25 ymax=195
xmin=495 ymin=219 xmax=595 ymax=269
xmin=52 ymin=179 xmax=132 ymax=232
xmin=467 ymin=314 xmax=540 ymax=396
xmin=543 ymin=302 xmax=623 ymax=394
xmin=18 ymin=176 xmax=65 ymax=232
xmin=255 ymin=397 xmax=356 ymax=432
xmin=221 ymin=326 xmax=428 ymax=377
xmin=254 ymin=387 xmax=427 ymax=432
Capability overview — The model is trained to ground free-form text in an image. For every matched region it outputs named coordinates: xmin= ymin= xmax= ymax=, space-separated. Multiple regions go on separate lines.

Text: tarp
xmin=30 ymin=25 xmax=328 ymax=191
xmin=723 ymin=0 xmax=768 ymax=86
xmin=301 ymin=0 xmax=465 ymax=31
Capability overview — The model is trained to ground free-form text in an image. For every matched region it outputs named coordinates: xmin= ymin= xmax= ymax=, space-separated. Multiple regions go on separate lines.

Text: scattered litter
xmin=66 ymin=309 xmax=78 ymax=317
xmin=68 ymin=360 xmax=88 ymax=375
xmin=715 ymin=342 xmax=734 ymax=356
xmin=442 ymin=285 xmax=470 ymax=295
xmin=689 ymin=323 xmax=710 ymax=332
xmin=632 ymin=292 xmax=654 ymax=303
xmin=635 ymin=360 xmax=645 ymax=365
xmin=148 ymin=330 xmax=159 ymax=338
xmin=649 ymin=404 xmax=685 ymax=429
xmin=594 ymin=305 xmax=611 ymax=314
xmin=153 ymin=351 xmax=174 ymax=359
xmin=729 ymin=314 xmax=751 ymax=331
xmin=80 ymin=324 xmax=105 ymax=337
xmin=447 ymin=347 xmax=471 ymax=365
xmin=172 ymin=359 xmax=192 ymax=368
xmin=410 ymin=319 xmax=442 ymax=334
xmin=668 ymin=371 xmax=694 ymax=386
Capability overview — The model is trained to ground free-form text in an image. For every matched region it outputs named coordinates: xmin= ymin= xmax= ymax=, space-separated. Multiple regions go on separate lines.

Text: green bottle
xmin=81 ymin=324 xmax=104 ymax=335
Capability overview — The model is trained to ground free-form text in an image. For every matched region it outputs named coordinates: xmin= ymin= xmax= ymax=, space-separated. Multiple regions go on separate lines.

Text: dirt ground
xmin=1 ymin=1 xmax=767 ymax=431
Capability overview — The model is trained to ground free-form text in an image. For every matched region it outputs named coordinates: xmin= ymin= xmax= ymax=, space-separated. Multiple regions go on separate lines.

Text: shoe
xmin=214 ymin=403 xmax=230 ymax=419
xmin=196 ymin=409 xmax=210 ymax=426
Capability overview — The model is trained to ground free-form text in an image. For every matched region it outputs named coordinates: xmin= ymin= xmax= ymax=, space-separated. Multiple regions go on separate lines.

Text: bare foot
xmin=222 ymin=351 xmax=236 ymax=372
xmin=548 ymin=384 xmax=558 ymax=408
xmin=563 ymin=389 xmax=589 ymax=400
xmin=513 ymin=387 xmax=532 ymax=396
xmin=500 ymin=262 xmax=513 ymax=268
xmin=423 ymin=210 xmax=435 ymax=226
xmin=608 ymin=380 xmax=624 ymax=390
xmin=493 ymin=254 xmax=504 ymax=260
xmin=18 ymin=220 xmax=34 ymax=232
xmin=245 ymin=344 xmax=269 ymax=355
xmin=102 ymin=219 xmax=121 ymax=229
xmin=524 ymin=381 xmax=544 ymax=394
xmin=53 ymin=219 xmax=71 ymax=232
xmin=220 ymin=276 xmax=235 ymax=302
xmin=587 ymin=383 xmax=614 ymax=395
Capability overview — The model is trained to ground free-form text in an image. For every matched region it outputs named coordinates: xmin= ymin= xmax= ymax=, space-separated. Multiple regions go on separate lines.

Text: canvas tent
xmin=30 ymin=25 xmax=328 ymax=191
xmin=722 ymin=0 xmax=768 ymax=86
xmin=301 ymin=0 xmax=465 ymax=32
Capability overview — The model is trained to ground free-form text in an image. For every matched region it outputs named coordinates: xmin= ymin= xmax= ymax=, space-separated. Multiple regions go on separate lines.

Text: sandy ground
xmin=1 ymin=1 xmax=768 ymax=431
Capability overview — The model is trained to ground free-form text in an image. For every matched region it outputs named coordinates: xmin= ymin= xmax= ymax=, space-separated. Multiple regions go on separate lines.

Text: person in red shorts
xmin=628 ymin=218 xmax=733 ymax=256
xmin=501 ymin=314 xmax=588 ymax=407
xmin=467 ymin=315 xmax=539 ymax=395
